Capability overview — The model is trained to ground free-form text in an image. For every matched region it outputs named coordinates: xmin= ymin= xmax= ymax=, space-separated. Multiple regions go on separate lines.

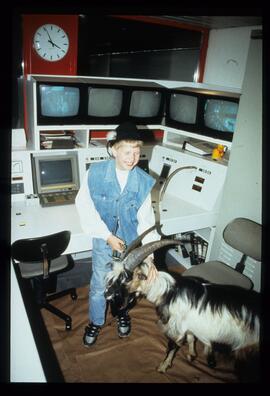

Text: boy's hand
xmin=107 ymin=234 xmax=126 ymax=253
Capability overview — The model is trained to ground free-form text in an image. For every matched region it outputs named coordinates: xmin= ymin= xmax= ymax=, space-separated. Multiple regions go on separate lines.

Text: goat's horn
xmin=120 ymin=225 xmax=159 ymax=260
xmin=122 ymin=239 xmax=184 ymax=271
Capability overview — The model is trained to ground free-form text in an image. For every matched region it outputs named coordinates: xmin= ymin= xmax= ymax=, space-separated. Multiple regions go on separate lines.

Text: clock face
xmin=33 ymin=24 xmax=70 ymax=62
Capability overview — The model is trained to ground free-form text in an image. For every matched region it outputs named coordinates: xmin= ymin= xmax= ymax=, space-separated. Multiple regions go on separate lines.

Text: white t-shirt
xmin=75 ymin=167 xmax=160 ymax=245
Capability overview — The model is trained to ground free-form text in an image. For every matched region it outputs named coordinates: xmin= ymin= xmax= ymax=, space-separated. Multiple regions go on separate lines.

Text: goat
xmin=105 ymin=231 xmax=260 ymax=377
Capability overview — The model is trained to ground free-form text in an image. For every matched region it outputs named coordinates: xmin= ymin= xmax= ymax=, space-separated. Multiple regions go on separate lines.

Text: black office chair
xmin=11 ymin=230 xmax=78 ymax=330
xmin=182 ymin=217 xmax=262 ymax=290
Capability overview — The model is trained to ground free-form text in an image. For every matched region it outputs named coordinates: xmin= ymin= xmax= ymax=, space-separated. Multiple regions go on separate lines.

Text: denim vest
xmin=88 ymin=159 xmax=155 ymax=249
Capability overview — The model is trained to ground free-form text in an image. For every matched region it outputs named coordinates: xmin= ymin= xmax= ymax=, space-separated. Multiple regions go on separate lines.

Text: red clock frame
xmin=23 ymin=14 xmax=78 ymax=75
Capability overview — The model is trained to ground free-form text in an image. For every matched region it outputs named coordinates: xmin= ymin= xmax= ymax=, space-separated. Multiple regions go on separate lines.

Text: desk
xmin=12 ymin=194 xmax=218 ymax=254
xmin=11 ymin=201 xmax=91 ymax=255
xmin=152 ymin=193 xmax=218 ymax=235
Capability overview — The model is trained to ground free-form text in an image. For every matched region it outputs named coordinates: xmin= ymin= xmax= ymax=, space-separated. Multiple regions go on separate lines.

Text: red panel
xmin=197 ymin=29 xmax=209 ymax=83
xmin=90 ymin=129 xmax=164 ymax=140
xmin=153 ymin=130 xmax=164 ymax=139
xmin=23 ymin=14 xmax=78 ymax=76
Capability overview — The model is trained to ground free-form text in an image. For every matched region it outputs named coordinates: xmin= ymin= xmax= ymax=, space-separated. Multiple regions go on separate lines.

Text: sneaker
xmin=117 ymin=313 xmax=131 ymax=338
xmin=83 ymin=323 xmax=101 ymax=347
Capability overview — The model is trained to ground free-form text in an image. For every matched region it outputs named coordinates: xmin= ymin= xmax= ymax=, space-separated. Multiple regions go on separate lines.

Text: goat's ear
xmin=143 ymin=256 xmax=154 ymax=266
xmin=138 ymin=273 xmax=147 ymax=280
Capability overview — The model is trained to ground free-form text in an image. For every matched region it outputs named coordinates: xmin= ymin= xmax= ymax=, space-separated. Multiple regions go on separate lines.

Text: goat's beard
xmin=110 ymin=288 xmax=137 ymax=311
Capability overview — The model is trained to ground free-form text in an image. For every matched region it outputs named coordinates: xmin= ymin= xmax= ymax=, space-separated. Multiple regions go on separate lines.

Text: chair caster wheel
xmin=71 ymin=292 xmax=78 ymax=301
xmin=66 ymin=323 xmax=72 ymax=331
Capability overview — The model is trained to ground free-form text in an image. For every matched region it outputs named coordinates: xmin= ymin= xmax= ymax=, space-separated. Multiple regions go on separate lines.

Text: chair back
xmin=11 ymin=230 xmax=71 ymax=263
xmin=223 ymin=218 xmax=261 ymax=261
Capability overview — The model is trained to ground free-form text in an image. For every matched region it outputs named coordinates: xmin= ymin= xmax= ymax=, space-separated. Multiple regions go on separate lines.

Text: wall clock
xmin=33 ymin=24 xmax=70 ymax=62
xmin=23 ymin=14 xmax=78 ymax=75
xmin=22 ymin=15 xmax=78 ymax=137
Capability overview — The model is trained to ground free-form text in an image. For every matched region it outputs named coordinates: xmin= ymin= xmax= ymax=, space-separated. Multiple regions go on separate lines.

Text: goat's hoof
xmin=157 ymin=363 xmax=168 ymax=373
xmin=187 ymin=354 xmax=196 ymax=362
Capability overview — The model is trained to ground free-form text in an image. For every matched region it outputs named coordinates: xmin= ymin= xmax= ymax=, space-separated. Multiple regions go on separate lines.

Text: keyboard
xmin=39 ymin=191 xmax=78 ymax=207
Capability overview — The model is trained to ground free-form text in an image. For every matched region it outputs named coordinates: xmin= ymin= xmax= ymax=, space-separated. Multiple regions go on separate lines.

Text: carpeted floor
xmin=40 ymin=273 xmax=244 ymax=383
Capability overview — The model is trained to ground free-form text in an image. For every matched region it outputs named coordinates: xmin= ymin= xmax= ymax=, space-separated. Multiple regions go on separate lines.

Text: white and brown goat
xmin=105 ymin=229 xmax=260 ymax=375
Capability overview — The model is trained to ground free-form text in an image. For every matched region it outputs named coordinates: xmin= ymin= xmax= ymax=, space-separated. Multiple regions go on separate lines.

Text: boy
xmin=75 ymin=121 xmax=159 ymax=346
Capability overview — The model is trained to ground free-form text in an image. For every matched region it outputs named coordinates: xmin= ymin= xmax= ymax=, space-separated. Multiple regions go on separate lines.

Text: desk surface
xmin=11 ymin=201 xmax=92 ymax=255
xmin=151 ymin=186 xmax=218 ymax=236
xmin=12 ymin=196 xmax=218 ymax=254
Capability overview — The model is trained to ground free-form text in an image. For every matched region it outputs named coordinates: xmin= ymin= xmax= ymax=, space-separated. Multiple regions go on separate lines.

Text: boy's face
xmin=112 ymin=142 xmax=141 ymax=171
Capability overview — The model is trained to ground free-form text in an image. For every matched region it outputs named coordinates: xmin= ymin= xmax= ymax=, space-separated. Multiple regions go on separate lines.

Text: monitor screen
xmin=88 ymin=87 xmax=123 ymax=117
xmin=40 ymin=159 xmax=73 ymax=186
xmin=39 ymin=85 xmax=80 ymax=117
xmin=129 ymin=90 xmax=162 ymax=118
xmin=165 ymin=91 xmax=199 ymax=131
xmin=170 ymin=93 xmax=198 ymax=124
xmin=203 ymin=99 xmax=239 ymax=133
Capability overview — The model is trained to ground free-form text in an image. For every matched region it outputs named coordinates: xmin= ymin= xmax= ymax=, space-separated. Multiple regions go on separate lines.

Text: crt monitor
xmin=165 ymin=90 xmax=199 ymax=132
xmin=36 ymin=82 xmax=84 ymax=125
xmin=32 ymin=152 xmax=80 ymax=195
xmin=87 ymin=85 xmax=127 ymax=123
xmin=127 ymin=88 xmax=165 ymax=124
xmin=201 ymin=96 xmax=239 ymax=142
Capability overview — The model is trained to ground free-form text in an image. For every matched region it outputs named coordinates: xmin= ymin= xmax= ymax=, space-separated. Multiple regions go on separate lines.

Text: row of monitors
xmin=36 ymin=82 xmax=240 ymax=142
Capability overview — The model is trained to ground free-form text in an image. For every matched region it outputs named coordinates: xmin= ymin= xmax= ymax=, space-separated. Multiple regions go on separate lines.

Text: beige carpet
xmin=41 ymin=280 xmax=242 ymax=383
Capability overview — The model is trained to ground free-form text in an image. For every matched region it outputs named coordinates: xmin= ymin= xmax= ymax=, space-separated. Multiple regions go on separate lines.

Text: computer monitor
xmin=36 ymin=82 xmax=84 ymax=125
xmin=32 ymin=152 xmax=80 ymax=195
xmin=165 ymin=90 xmax=199 ymax=132
xmin=127 ymin=88 xmax=165 ymax=124
xmin=87 ymin=85 xmax=127 ymax=123
xmin=201 ymin=97 xmax=239 ymax=141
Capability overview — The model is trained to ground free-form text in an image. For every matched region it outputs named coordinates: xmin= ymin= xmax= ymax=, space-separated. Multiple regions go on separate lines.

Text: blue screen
xmin=40 ymin=85 xmax=80 ymax=117
xmin=204 ymin=99 xmax=239 ymax=132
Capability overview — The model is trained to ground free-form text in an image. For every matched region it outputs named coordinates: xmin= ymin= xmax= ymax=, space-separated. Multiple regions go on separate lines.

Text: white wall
xmin=209 ymin=35 xmax=262 ymax=291
xmin=203 ymin=26 xmax=261 ymax=89
xmin=10 ymin=264 xmax=46 ymax=382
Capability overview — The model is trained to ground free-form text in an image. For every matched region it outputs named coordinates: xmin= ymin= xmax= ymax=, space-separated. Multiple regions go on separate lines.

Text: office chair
xmin=11 ymin=230 xmax=78 ymax=330
xmin=182 ymin=217 xmax=262 ymax=290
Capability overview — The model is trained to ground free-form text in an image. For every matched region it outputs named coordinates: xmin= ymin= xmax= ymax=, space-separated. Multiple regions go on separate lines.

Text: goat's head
xmin=105 ymin=226 xmax=186 ymax=309
xmin=125 ymin=257 xmax=158 ymax=295
xmin=105 ymin=261 xmax=134 ymax=309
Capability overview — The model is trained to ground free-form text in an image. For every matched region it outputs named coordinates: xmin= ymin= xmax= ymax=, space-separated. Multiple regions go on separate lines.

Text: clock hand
xmin=47 ymin=39 xmax=55 ymax=47
xmin=46 ymin=37 xmax=63 ymax=51
xmin=51 ymin=42 xmax=62 ymax=50
xmin=44 ymin=27 xmax=62 ymax=49
xmin=44 ymin=27 xmax=54 ymax=42
xmin=44 ymin=27 xmax=63 ymax=50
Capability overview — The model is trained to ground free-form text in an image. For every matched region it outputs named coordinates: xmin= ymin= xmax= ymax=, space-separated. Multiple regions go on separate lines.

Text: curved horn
xmin=120 ymin=225 xmax=158 ymax=260
xmin=122 ymin=239 xmax=185 ymax=272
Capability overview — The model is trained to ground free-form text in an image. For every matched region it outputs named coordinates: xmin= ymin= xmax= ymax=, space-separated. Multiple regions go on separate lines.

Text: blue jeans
xmin=89 ymin=239 xmax=112 ymax=326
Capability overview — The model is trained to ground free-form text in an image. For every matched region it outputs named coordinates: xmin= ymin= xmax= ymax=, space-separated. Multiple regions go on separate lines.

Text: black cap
xmin=114 ymin=121 xmax=141 ymax=143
